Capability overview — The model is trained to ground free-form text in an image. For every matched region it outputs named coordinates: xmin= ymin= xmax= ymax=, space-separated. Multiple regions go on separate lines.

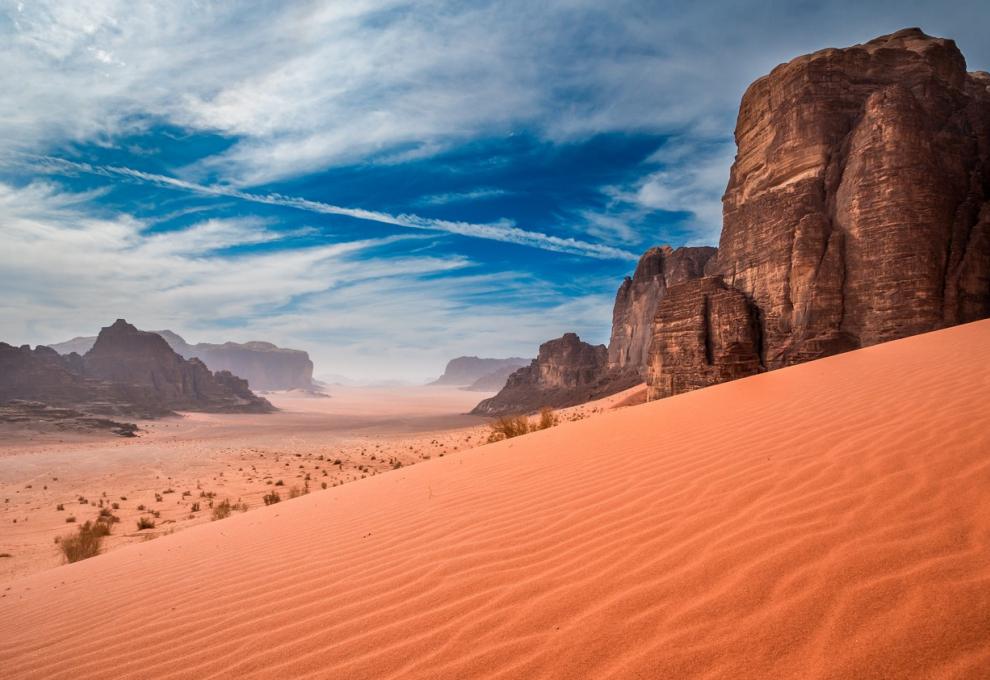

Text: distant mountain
xmin=461 ymin=365 xmax=523 ymax=392
xmin=1 ymin=319 xmax=273 ymax=419
xmin=430 ymin=356 xmax=529 ymax=386
xmin=49 ymin=330 xmax=314 ymax=391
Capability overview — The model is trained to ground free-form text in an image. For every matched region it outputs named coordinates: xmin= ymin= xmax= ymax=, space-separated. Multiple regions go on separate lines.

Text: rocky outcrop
xmin=1 ymin=320 xmax=273 ymax=420
xmin=84 ymin=320 xmax=273 ymax=413
xmin=713 ymin=27 xmax=990 ymax=367
xmin=471 ymin=334 xmax=613 ymax=415
xmin=50 ymin=331 xmax=314 ymax=391
xmin=645 ymin=277 xmax=762 ymax=399
xmin=431 ymin=356 xmax=530 ymax=386
xmin=644 ymin=28 xmax=990 ymax=399
xmin=608 ymin=246 xmax=716 ymax=378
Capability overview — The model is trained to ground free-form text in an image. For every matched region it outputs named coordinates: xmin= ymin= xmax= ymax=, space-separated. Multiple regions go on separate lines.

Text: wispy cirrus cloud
xmin=23 ymin=155 xmax=638 ymax=260
xmin=413 ymin=188 xmax=510 ymax=206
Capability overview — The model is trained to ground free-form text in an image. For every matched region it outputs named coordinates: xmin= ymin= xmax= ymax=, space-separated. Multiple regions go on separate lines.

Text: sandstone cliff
xmin=645 ymin=277 xmax=762 ymax=399
xmin=714 ymin=27 xmax=990 ymax=366
xmin=470 ymin=334 xmax=612 ymax=416
xmin=608 ymin=245 xmax=716 ymax=378
xmin=646 ymin=28 xmax=990 ymax=399
xmin=84 ymin=320 xmax=273 ymax=413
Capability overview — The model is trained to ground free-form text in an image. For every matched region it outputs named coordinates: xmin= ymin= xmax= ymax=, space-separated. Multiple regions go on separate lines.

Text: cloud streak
xmin=26 ymin=155 xmax=639 ymax=260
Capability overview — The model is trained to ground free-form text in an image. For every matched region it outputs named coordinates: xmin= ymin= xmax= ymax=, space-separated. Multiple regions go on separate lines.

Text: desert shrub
xmin=537 ymin=407 xmax=558 ymax=430
xmin=274 ymin=480 xmax=284 ymax=486
xmin=212 ymin=499 xmax=232 ymax=520
xmin=97 ymin=507 xmax=120 ymax=524
xmin=56 ymin=503 xmax=64 ymax=511
xmin=287 ymin=486 xmax=303 ymax=499
xmin=487 ymin=415 xmax=530 ymax=443
xmin=137 ymin=504 xmax=146 ymax=511
xmin=136 ymin=516 xmax=155 ymax=530
xmin=190 ymin=502 xmax=201 ymax=512
xmin=111 ymin=502 xmax=120 ymax=510
xmin=59 ymin=521 xmax=106 ymax=563
xmin=65 ymin=515 xmax=76 ymax=523
xmin=263 ymin=491 xmax=281 ymax=506
xmin=211 ymin=498 xmax=246 ymax=519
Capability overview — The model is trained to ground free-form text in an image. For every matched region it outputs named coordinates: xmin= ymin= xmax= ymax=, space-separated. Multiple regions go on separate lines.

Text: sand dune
xmin=2 ymin=321 xmax=989 ymax=679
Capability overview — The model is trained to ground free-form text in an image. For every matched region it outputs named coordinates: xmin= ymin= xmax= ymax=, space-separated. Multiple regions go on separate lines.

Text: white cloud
xmin=6 ymin=1 xmax=986 ymax=188
xmin=0 ymin=180 xmax=616 ymax=381
xmin=572 ymin=137 xmax=734 ymax=247
xmin=23 ymin=155 xmax=637 ymax=260
xmin=413 ymin=188 xmax=510 ymax=206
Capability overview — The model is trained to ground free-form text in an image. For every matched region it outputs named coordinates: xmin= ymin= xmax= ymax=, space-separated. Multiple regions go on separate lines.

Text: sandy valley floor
xmin=0 ymin=384 xmax=634 ymax=583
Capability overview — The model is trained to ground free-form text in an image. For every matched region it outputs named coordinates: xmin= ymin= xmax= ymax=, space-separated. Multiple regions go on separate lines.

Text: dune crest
xmin=2 ymin=321 xmax=989 ymax=679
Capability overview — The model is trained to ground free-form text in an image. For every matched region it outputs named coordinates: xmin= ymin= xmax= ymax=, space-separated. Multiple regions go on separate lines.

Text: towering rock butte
xmin=473 ymin=28 xmax=989 ymax=413
xmin=608 ymin=245 xmax=717 ymax=378
xmin=84 ymin=320 xmax=273 ymax=413
xmin=647 ymin=28 xmax=990 ymax=399
xmin=471 ymin=334 xmax=610 ymax=416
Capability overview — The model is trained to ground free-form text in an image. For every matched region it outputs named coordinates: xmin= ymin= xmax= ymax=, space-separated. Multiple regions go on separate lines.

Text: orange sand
xmin=1 ymin=321 xmax=989 ymax=679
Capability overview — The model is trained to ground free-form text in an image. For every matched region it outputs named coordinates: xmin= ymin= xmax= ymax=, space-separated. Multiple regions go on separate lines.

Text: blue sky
xmin=2 ymin=1 xmax=988 ymax=381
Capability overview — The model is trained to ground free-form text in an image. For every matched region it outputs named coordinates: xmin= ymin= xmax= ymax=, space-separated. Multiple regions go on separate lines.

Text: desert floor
xmin=2 ymin=322 xmax=989 ymax=678
xmin=0 ymin=384 xmax=631 ymax=584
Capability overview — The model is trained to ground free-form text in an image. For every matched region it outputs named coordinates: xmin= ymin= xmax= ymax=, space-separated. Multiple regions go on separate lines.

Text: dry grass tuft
xmin=487 ymin=408 xmax=558 ymax=443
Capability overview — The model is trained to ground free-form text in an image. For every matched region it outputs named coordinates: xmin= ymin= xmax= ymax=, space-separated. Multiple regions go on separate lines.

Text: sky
xmin=2 ymin=1 xmax=988 ymax=382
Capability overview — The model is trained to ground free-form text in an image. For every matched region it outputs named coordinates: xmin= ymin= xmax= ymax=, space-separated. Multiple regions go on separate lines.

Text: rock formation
xmin=608 ymin=246 xmax=716 ymax=378
xmin=645 ymin=28 xmax=990 ymax=399
xmin=645 ymin=277 xmax=762 ymax=399
xmin=470 ymin=334 xmax=612 ymax=416
xmin=83 ymin=320 xmax=273 ymax=413
xmin=431 ymin=356 xmax=530 ymax=386
xmin=1 ymin=320 xmax=273 ymax=420
xmin=50 ymin=330 xmax=314 ymax=391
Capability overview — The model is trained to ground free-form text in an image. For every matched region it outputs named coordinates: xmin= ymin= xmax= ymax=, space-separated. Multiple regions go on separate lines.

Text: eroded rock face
xmin=608 ymin=245 xmax=716 ymax=378
xmin=714 ymin=27 xmax=990 ymax=368
xmin=645 ymin=277 xmax=762 ymax=400
xmin=470 ymin=333 xmax=610 ymax=415
xmin=84 ymin=320 xmax=273 ymax=413
xmin=643 ymin=29 xmax=990 ymax=400
xmin=0 ymin=320 xmax=274 ymax=422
